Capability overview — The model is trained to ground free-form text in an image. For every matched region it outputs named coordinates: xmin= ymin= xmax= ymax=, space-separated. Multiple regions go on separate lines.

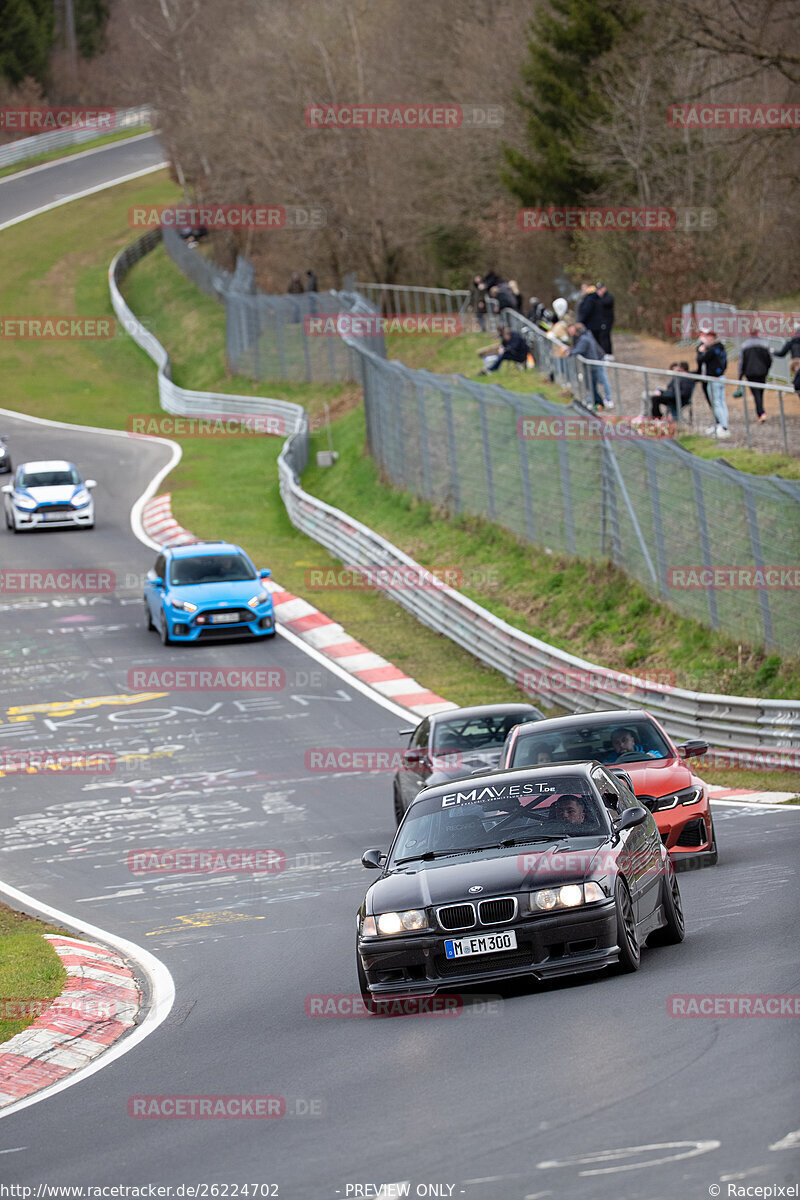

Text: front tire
xmin=159 ymin=609 xmax=172 ymax=645
xmin=144 ymin=600 xmax=155 ymax=632
xmin=649 ymin=861 xmax=685 ymax=946
xmin=612 ymin=879 xmax=640 ymax=972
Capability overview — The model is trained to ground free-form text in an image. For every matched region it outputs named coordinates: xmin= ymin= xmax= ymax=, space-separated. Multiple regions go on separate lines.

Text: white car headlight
xmin=13 ymin=493 xmax=37 ymax=510
xmin=171 ymin=599 xmax=198 ymax=613
xmin=528 ymin=882 xmax=606 ymax=911
xmin=248 ymin=591 xmax=271 ymax=609
xmin=72 ymin=489 xmax=91 ymax=507
xmin=375 ymin=909 xmax=429 ymax=935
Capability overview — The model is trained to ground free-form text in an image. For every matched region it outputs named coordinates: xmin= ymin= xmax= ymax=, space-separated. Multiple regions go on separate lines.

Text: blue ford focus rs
xmin=144 ymin=541 xmax=275 ymax=644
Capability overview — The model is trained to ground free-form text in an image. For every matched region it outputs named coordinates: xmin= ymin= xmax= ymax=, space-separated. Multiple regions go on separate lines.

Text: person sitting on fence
xmin=477 ymin=326 xmax=528 ymax=375
xmin=647 ymin=362 xmax=695 ymax=421
xmin=772 ymin=322 xmax=800 ymax=399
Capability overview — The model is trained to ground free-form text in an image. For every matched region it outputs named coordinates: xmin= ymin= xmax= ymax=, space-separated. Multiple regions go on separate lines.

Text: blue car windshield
xmin=169 ymin=554 xmax=256 ymax=586
xmin=19 ymin=468 xmax=80 ymax=488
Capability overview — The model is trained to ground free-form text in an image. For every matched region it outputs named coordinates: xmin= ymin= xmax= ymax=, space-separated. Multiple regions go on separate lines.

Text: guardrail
xmin=110 ymin=231 xmax=800 ymax=756
xmin=0 ymin=105 xmax=152 ymax=168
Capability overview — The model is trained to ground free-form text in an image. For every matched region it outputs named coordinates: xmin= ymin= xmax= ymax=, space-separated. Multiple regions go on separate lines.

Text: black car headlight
xmin=527 ymin=882 xmax=606 ymax=912
xmin=363 ymin=910 xmax=430 ymax=937
xmin=654 ymin=786 xmax=703 ymax=810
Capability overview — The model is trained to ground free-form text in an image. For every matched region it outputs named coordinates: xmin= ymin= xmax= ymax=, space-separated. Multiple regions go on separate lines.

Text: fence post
xmin=644 ymin=441 xmax=669 ymax=597
xmin=689 ymin=459 xmax=719 ymax=630
xmin=442 ymin=385 xmax=462 ymax=513
xmin=478 ymin=396 xmax=497 ymax=522
xmin=557 ymin=439 xmax=576 ymax=555
xmin=415 ymin=377 xmax=432 ymax=497
xmin=517 ymin=412 xmax=535 ymax=541
xmin=600 ymin=441 xmax=622 ymax=566
xmin=742 ymin=479 xmax=774 ymax=648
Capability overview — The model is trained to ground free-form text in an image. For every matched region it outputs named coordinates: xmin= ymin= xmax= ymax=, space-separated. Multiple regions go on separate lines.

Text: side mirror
xmin=1 ymin=484 xmax=11 ymax=495
xmin=403 ymin=748 xmax=425 ymax=768
xmin=259 ymin=568 xmax=271 ymax=578
xmin=677 ymin=739 xmax=708 ymax=759
xmin=152 ymin=576 xmax=164 ymax=588
xmin=84 ymin=479 xmax=97 ymax=489
xmin=361 ymin=848 xmax=385 ymax=870
xmin=613 ymin=807 xmax=648 ymax=834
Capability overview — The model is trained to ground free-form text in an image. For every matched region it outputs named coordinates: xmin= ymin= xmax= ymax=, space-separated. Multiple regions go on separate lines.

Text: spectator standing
xmin=287 ymin=272 xmax=304 ymax=294
xmin=738 ymin=334 xmax=772 ymax=423
xmin=483 ymin=268 xmax=503 ymax=292
xmin=773 ymin=322 xmax=800 ymax=398
xmin=576 ymin=281 xmax=602 ymax=338
xmin=491 ymin=283 xmax=518 ymax=313
xmin=596 ymin=283 xmax=615 ymax=356
xmin=696 ymin=330 xmax=730 ymax=437
xmin=470 ymin=274 xmax=488 ymax=332
xmin=567 ymin=321 xmax=606 ymax=409
xmin=508 ymin=280 xmax=524 ymax=312
xmin=305 ymin=269 xmax=318 ymax=292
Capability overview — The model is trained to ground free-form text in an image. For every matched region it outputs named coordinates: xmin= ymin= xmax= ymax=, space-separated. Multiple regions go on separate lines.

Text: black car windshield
xmin=512 ymin=719 xmax=672 ymax=768
xmin=391 ymin=774 xmax=606 ymax=864
xmin=19 ymin=468 xmax=80 ymax=488
xmin=432 ymin=711 xmax=532 ymax=753
xmin=169 ymin=554 xmax=256 ymax=586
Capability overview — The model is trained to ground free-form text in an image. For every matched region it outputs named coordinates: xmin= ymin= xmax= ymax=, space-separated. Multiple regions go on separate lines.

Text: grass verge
xmin=0 ymin=126 xmax=152 ymax=181
xmin=677 ymin=435 xmax=800 ymax=480
xmin=0 ymin=903 xmax=70 ymax=1044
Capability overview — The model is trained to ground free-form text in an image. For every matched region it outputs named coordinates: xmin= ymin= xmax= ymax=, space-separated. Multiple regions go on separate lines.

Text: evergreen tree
xmin=502 ymin=0 xmax=638 ymax=206
xmin=74 ymin=0 xmax=109 ymax=59
xmin=0 ymin=0 xmax=54 ymax=86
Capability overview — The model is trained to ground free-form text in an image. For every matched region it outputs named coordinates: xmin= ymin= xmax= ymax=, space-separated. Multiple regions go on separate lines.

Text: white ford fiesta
xmin=2 ymin=460 xmax=96 ymax=533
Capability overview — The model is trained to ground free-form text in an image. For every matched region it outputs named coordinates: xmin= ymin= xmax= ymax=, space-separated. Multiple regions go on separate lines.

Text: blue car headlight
xmin=247 ymin=591 xmax=271 ymax=609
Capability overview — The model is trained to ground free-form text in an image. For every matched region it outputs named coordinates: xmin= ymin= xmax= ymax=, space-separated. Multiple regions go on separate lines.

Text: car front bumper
xmin=358 ymin=902 xmax=618 ymax=997
xmin=12 ymin=505 xmax=93 ymax=530
xmin=165 ymin=610 xmax=276 ymax=640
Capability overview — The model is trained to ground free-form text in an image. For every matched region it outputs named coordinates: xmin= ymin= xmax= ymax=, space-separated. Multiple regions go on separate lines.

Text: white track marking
xmin=0 ymin=160 xmax=168 ymax=232
xmin=0 ymin=877 xmax=174 ymax=1120
xmin=770 ymin=1129 xmax=800 ymax=1151
xmin=537 ymin=1139 xmax=720 ymax=1176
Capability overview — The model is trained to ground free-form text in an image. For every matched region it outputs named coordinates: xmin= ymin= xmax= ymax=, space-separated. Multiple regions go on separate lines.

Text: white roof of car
xmin=19 ymin=460 xmax=74 ymax=471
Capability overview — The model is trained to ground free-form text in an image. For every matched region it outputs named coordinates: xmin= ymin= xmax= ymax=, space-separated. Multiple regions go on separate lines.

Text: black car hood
xmin=368 ymin=839 xmax=608 ymax=913
xmin=426 ymin=748 xmax=504 ymax=787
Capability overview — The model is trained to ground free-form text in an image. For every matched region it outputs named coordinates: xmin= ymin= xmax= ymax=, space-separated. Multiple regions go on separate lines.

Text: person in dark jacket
xmin=470 ymin=275 xmax=488 ymax=331
xmin=773 ymin=324 xmax=800 ymax=397
xmin=576 ymin=281 xmax=603 ymax=338
xmin=738 ymin=335 xmax=772 ymax=421
xmin=567 ymin=322 xmax=606 ymax=408
xmin=490 ymin=283 xmax=518 ymax=313
xmin=305 ymin=270 xmax=318 ymax=292
xmin=479 ymin=326 xmax=529 ymax=374
xmin=696 ymin=331 xmax=730 ymax=436
xmin=482 ymin=268 xmax=503 ymax=292
xmin=596 ymin=283 xmax=615 ymax=356
xmin=648 ymin=362 xmax=695 ymax=420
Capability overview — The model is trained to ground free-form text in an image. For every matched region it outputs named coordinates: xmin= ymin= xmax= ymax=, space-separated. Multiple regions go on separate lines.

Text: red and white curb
xmin=139 ymin=494 xmax=454 ymax=718
xmin=0 ymin=936 xmax=140 ymax=1107
xmin=708 ymin=785 xmax=797 ymax=806
xmin=141 ymin=492 xmax=197 ymax=546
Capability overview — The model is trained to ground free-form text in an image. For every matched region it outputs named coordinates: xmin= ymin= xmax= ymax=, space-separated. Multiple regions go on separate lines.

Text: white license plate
xmin=444 ymin=930 xmax=517 ymax=959
xmin=42 ymin=512 xmax=69 ymax=521
xmin=210 ymin=613 xmax=240 ymax=624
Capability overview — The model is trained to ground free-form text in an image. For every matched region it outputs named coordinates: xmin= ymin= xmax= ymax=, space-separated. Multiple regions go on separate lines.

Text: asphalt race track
xmin=0 ymin=158 xmax=798 ymax=1200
